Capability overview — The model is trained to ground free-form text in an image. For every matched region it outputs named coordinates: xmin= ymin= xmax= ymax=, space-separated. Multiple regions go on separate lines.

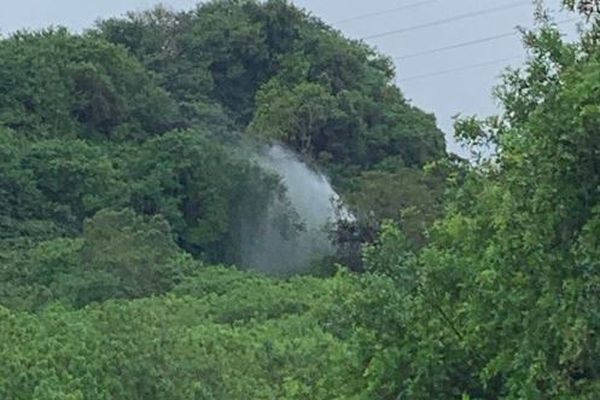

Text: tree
xmin=0 ymin=28 xmax=181 ymax=140
xmin=249 ymin=81 xmax=339 ymax=155
xmin=314 ymin=12 xmax=600 ymax=399
xmin=97 ymin=0 xmax=446 ymax=177
xmin=127 ymin=129 xmax=284 ymax=262
xmin=20 ymin=139 xmax=127 ymax=229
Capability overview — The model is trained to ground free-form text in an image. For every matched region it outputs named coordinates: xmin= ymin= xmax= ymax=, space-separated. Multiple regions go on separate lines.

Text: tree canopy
xmin=0 ymin=1 xmax=598 ymax=399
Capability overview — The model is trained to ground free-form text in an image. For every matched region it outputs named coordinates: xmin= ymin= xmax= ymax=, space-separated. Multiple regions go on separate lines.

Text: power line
xmin=362 ymin=1 xmax=530 ymax=40
xmin=397 ymin=55 xmax=523 ymax=82
xmin=335 ymin=0 xmax=439 ymax=24
xmin=395 ymin=31 xmax=516 ymax=60
xmin=393 ymin=17 xmax=579 ymax=60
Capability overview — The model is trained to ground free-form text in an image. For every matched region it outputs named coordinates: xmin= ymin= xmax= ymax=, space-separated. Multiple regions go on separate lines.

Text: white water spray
xmin=239 ymin=144 xmax=347 ymax=275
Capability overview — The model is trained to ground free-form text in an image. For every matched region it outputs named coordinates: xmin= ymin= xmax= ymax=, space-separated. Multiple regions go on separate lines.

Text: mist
xmin=238 ymin=144 xmax=344 ymax=275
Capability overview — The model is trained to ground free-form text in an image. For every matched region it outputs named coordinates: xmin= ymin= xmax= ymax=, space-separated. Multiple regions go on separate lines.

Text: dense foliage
xmin=97 ymin=1 xmax=445 ymax=172
xmin=334 ymin=11 xmax=600 ymax=398
xmin=1 ymin=1 xmax=598 ymax=399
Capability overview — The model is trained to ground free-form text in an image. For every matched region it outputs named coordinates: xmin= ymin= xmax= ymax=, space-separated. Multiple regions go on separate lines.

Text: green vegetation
xmin=0 ymin=1 xmax=598 ymax=398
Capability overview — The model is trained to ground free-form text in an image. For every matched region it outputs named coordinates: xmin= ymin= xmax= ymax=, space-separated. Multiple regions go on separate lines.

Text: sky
xmin=0 ymin=0 xmax=583 ymax=156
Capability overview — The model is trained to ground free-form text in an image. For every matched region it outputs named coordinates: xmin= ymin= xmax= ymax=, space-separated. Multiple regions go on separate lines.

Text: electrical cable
xmin=362 ymin=1 xmax=530 ymax=40
xmin=396 ymin=54 xmax=523 ymax=82
xmin=393 ymin=17 xmax=578 ymax=59
xmin=335 ymin=0 xmax=439 ymax=24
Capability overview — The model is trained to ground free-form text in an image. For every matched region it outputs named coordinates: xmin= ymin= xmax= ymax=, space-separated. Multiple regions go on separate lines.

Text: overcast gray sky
xmin=0 ymin=0 xmax=582 ymax=156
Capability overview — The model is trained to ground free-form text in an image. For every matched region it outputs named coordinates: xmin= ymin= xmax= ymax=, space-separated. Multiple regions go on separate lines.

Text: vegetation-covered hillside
xmin=1 ymin=0 xmax=598 ymax=398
